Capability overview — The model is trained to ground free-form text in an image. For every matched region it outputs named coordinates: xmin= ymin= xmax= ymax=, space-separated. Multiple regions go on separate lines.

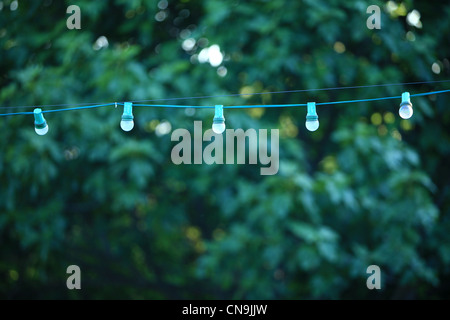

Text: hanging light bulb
xmin=34 ymin=108 xmax=49 ymax=135
xmin=212 ymin=104 xmax=226 ymax=134
xmin=399 ymin=92 xmax=413 ymax=119
xmin=120 ymin=102 xmax=134 ymax=131
xmin=305 ymin=102 xmax=319 ymax=131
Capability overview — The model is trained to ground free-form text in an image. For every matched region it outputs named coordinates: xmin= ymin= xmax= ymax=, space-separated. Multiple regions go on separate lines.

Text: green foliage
xmin=0 ymin=0 xmax=449 ymax=299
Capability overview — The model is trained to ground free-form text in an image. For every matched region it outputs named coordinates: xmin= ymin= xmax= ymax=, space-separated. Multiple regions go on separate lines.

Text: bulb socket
xmin=213 ymin=117 xmax=225 ymax=124
xmin=306 ymin=115 xmax=318 ymax=121
xmin=400 ymin=92 xmax=412 ymax=108
xmin=34 ymin=121 xmax=47 ymax=129
xmin=33 ymin=108 xmax=47 ymax=128
xmin=121 ymin=114 xmax=134 ymax=121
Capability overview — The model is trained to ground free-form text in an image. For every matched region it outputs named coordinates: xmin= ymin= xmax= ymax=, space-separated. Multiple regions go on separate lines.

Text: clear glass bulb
xmin=305 ymin=120 xmax=319 ymax=132
xmin=212 ymin=122 xmax=226 ymax=134
xmin=35 ymin=125 xmax=49 ymax=136
xmin=399 ymin=104 xmax=413 ymax=119
xmin=120 ymin=119 xmax=134 ymax=132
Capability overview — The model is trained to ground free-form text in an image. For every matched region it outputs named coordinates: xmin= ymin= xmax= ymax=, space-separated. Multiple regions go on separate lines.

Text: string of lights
xmin=1 ymin=79 xmax=450 ymax=111
xmin=0 ymin=84 xmax=449 ymax=135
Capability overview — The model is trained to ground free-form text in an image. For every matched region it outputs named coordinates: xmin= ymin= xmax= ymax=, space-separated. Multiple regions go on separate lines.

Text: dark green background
xmin=1 ymin=0 xmax=449 ymax=299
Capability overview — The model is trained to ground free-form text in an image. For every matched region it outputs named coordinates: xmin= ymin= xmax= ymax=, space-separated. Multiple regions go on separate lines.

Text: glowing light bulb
xmin=399 ymin=104 xmax=413 ymax=119
xmin=120 ymin=119 xmax=134 ymax=131
xmin=399 ymin=92 xmax=413 ymax=119
xmin=305 ymin=119 xmax=319 ymax=131
xmin=121 ymin=102 xmax=134 ymax=132
xmin=33 ymin=108 xmax=49 ymax=136
xmin=35 ymin=126 xmax=49 ymax=135
xmin=305 ymin=102 xmax=319 ymax=132
xmin=212 ymin=105 xmax=226 ymax=134
xmin=212 ymin=122 xmax=226 ymax=134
